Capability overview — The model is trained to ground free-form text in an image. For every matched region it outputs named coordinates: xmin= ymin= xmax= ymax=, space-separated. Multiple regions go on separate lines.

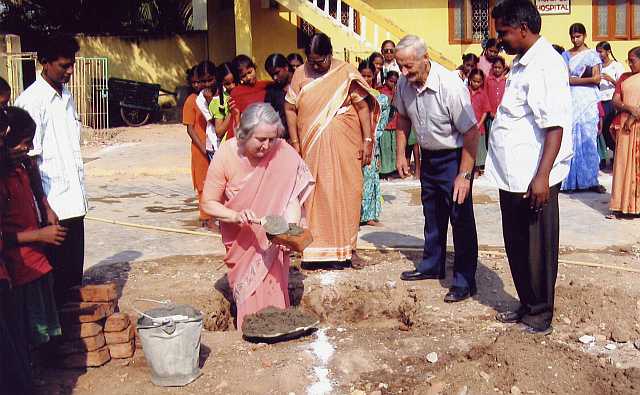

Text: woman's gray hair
xmin=235 ymin=102 xmax=284 ymax=141
xmin=396 ymin=35 xmax=428 ymax=58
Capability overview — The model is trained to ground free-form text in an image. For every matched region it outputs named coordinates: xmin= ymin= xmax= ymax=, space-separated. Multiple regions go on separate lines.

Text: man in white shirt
xmin=485 ymin=0 xmax=573 ymax=335
xmin=380 ymin=40 xmax=401 ymax=87
xmin=16 ymin=35 xmax=87 ymax=307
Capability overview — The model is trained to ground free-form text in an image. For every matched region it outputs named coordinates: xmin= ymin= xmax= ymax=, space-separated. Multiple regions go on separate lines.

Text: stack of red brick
xmin=55 ymin=283 xmax=139 ymax=368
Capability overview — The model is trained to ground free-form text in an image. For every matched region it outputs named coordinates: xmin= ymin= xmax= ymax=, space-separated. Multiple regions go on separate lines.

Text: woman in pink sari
xmin=201 ymin=103 xmax=314 ymax=330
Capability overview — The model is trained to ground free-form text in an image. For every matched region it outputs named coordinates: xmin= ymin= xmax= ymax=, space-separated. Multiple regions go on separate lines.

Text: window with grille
xmin=297 ymin=17 xmax=316 ymax=49
xmin=593 ymin=0 xmax=640 ymax=40
xmin=449 ymin=0 xmax=497 ymax=44
xmin=297 ymin=1 xmax=360 ymax=49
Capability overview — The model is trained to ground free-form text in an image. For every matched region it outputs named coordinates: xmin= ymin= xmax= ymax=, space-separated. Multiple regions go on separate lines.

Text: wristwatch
xmin=461 ymin=170 xmax=474 ymax=181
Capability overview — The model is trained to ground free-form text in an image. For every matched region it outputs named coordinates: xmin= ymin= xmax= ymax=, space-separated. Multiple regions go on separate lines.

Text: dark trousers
xmin=49 ymin=216 xmax=85 ymax=307
xmin=419 ymin=148 xmax=478 ymax=288
xmin=0 ymin=282 xmax=32 ymax=394
xmin=499 ymin=184 xmax=560 ymax=329
xmin=601 ymin=100 xmax=616 ymax=154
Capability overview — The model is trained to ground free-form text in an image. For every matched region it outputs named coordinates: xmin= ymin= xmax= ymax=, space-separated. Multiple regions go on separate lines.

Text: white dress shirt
xmin=196 ymin=91 xmax=218 ymax=151
xmin=485 ymin=37 xmax=573 ymax=193
xmin=16 ymin=75 xmax=87 ymax=220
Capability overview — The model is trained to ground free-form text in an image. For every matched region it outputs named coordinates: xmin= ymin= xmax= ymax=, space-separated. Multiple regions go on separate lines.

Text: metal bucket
xmin=135 ymin=301 xmax=203 ymax=387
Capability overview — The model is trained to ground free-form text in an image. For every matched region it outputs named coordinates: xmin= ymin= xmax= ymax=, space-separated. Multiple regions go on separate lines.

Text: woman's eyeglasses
xmin=382 ymin=48 xmax=395 ymax=54
xmin=307 ymin=55 xmax=330 ymax=66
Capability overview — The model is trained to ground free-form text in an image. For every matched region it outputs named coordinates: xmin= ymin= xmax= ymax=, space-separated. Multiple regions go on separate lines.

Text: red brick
xmin=62 ymin=322 xmax=103 ymax=339
xmin=67 ymin=283 xmax=118 ymax=302
xmin=60 ymin=301 xmax=117 ymax=323
xmin=108 ymin=340 xmax=135 ymax=359
xmin=125 ymin=312 xmax=143 ymax=349
xmin=56 ymin=333 xmax=106 ymax=355
xmin=59 ymin=346 xmax=111 ymax=368
xmin=105 ymin=324 xmax=135 ymax=345
xmin=104 ymin=312 xmax=130 ymax=332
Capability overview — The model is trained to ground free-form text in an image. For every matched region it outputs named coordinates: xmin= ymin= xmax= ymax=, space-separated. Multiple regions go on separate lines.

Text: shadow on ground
xmin=361 ymin=231 xmax=519 ymax=313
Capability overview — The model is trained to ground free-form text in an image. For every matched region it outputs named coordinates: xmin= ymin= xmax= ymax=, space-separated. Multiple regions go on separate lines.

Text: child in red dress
xmin=468 ymin=69 xmax=491 ymax=171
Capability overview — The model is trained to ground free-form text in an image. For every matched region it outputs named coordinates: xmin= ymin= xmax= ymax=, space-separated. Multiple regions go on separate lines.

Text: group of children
xmin=0 ymin=77 xmax=69 ymax=393
xmin=182 ymin=52 xmax=306 ymax=228
xmin=456 ymin=39 xmax=509 ymax=172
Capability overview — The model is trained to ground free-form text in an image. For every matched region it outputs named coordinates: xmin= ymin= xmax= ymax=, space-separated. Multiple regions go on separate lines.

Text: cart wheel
xmin=120 ymin=107 xmax=151 ymax=127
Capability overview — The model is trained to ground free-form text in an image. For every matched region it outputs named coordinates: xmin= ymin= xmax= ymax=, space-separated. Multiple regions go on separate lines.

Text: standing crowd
xmin=188 ymin=0 xmax=640 ymax=337
xmin=3 ymin=0 xmax=640 ymax=391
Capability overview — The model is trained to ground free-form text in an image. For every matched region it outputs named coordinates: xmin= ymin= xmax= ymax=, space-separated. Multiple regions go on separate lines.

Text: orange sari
xmin=183 ymin=93 xmax=211 ymax=220
xmin=202 ymin=139 xmax=314 ymax=330
xmin=610 ymin=73 xmax=640 ymax=214
xmin=286 ymin=59 xmax=380 ymax=262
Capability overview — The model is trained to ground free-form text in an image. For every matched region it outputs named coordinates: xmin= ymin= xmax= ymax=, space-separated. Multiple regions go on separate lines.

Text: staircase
xmin=274 ymin=0 xmax=456 ymax=69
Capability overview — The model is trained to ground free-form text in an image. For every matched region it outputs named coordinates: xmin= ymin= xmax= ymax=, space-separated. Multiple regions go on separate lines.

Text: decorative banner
xmin=535 ymin=0 xmax=571 ymax=15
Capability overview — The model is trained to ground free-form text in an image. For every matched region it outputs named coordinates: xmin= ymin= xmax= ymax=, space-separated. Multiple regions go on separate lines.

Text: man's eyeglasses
xmin=382 ymin=48 xmax=395 ymax=54
xmin=307 ymin=55 xmax=330 ymax=66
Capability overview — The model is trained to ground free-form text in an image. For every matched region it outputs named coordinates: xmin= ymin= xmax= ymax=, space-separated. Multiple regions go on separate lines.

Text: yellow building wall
xmin=251 ymin=2 xmax=301 ymax=79
xmin=368 ymin=0 xmax=635 ymax=69
xmin=76 ymin=33 xmax=208 ymax=95
xmin=207 ymin=0 xmax=301 ymax=79
xmin=537 ymin=0 xmax=635 ymax=68
xmin=240 ymin=0 xmax=636 ymax=71
xmin=208 ymin=0 xmax=238 ymax=64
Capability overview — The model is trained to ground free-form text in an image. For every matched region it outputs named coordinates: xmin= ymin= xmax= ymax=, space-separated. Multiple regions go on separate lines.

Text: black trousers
xmin=419 ymin=148 xmax=478 ymax=288
xmin=49 ymin=216 xmax=85 ymax=307
xmin=0 ymin=282 xmax=32 ymax=394
xmin=601 ymin=100 xmax=616 ymax=153
xmin=499 ymin=184 xmax=560 ymax=329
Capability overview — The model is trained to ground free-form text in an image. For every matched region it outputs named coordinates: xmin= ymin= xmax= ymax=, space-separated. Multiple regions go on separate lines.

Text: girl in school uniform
xmin=468 ymin=69 xmax=491 ymax=171
xmin=0 ymin=105 xmax=33 ymax=394
xmin=1 ymin=107 xmax=67 ymax=361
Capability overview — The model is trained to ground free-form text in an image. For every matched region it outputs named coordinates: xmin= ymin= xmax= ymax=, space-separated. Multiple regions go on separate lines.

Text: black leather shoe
xmin=495 ymin=306 xmax=529 ymax=323
xmin=519 ymin=323 xmax=553 ymax=336
xmin=443 ymin=285 xmax=477 ymax=303
xmin=400 ymin=270 xmax=443 ymax=281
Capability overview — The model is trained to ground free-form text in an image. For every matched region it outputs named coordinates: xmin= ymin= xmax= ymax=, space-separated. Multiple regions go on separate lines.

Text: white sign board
xmin=536 ymin=0 xmax=571 ymax=15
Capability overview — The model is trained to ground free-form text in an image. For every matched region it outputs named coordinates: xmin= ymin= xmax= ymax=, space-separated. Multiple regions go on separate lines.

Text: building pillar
xmin=234 ymin=0 xmax=253 ymax=57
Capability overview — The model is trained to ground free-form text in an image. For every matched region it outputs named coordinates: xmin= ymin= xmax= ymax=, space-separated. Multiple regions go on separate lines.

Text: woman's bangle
xmin=290 ymin=140 xmax=299 ymax=144
xmin=364 ymin=137 xmax=373 ymax=142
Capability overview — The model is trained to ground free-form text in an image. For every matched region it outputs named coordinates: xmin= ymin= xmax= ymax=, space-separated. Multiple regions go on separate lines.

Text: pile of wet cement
xmin=242 ymin=307 xmax=318 ymax=337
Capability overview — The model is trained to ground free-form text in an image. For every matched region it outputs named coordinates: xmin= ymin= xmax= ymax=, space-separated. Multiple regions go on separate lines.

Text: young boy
xmin=16 ymin=35 xmax=86 ymax=307
xmin=1 ymin=107 xmax=67 ymax=353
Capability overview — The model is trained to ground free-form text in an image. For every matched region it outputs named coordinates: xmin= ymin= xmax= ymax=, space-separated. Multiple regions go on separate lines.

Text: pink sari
xmin=210 ymin=140 xmax=314 ymax=330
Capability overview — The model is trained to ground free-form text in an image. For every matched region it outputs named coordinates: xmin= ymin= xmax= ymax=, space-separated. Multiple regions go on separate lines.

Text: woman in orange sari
xmin=609 ymin=46 xmax=640 ymax=217
xmin=284 ymin=33 xmax=380 ymax=268
xmin=183 ymin=65 xmax=213 ymax=226
xmin=201 ymin=103 xmax=314 ymax=330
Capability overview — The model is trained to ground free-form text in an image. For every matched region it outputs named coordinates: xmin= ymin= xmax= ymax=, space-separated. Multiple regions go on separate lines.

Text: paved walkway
xmin=83 ymin=124 xmax=640 ymax=268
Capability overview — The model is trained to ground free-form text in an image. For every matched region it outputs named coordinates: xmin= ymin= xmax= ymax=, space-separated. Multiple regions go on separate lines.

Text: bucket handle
xmin=131 ymin=298 xmax=174 ymax=324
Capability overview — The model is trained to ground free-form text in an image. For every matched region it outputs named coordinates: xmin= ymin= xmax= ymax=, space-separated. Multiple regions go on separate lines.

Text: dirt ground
xmin=34 ymin=248 xmax=640 ymax=395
